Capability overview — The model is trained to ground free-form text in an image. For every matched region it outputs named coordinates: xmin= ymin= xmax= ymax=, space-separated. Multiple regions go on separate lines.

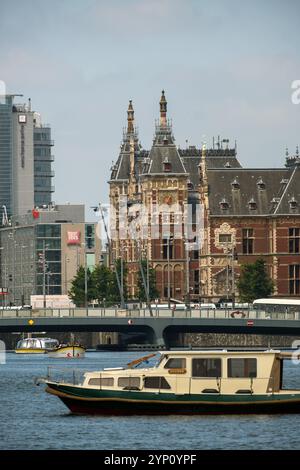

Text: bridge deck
xmin=1 ymin=308 xmax=300 ymax=347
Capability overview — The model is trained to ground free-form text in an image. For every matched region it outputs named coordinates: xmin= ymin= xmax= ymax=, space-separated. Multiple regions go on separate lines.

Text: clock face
xmin=18 ymin=114 xmax=26 ymax=123
xmin=159 ymin=192 xmax=176 ymax=206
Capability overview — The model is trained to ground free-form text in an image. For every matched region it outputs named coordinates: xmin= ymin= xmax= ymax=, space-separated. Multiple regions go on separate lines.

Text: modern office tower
xmin=0 ymin=95 xmax=54 ymax=220
xmin=33 ymin=112 xmax=55 ymax=207
xmin=0 ymin=95 xmax=15 ymax=217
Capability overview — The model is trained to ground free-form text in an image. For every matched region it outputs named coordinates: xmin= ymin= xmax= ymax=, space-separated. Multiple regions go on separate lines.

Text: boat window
xmin=144 ymin=376 xmax=171 ymax=389
xmin=164 ymin=358 xmax=186 ymax=369
xmin=227 ymin=358 xmax=257 ymax=378
xmin=88 ymin=378 xmax=114 ymax=386
xmin=117 ymin=377 xmax=140 ymax=388
xmin=192 ymin=358 xmax=222 ymax=378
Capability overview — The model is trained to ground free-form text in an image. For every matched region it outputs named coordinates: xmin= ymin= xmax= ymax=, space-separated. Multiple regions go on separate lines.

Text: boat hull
xmin=15 ymin=348 xmax=47 ymax=354
xmin=45 ymin=382 xmax=300 ymax=415
xmin=47 ymin=346 xmax=85 ymax=358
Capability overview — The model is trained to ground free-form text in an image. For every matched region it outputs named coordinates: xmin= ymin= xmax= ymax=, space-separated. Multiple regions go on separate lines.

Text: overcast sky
xmin=1 ymin=0 xmax=299 ymax=221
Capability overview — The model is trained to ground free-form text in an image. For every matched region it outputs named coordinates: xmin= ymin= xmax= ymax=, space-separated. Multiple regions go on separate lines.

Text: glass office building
xmin=0 ymin=95 xmax=54 ymax=220
xmin=0 ymin=96 xmax=13 ymax=216
xmin=34 ymin=123 xmax=55 ymax=207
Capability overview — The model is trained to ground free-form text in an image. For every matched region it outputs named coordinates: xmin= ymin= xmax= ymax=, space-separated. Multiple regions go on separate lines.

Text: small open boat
xmin=15 ymin=337 xmax=59 ymax=354
xmin=36 ymin=349 xmax=300 ymax=414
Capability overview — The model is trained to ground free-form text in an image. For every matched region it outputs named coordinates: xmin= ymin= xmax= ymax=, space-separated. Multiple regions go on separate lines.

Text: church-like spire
xmin=159 ymin=90 xmax=167 ymax=127
xmin=127 ymin=100 xmax=134 ymax=134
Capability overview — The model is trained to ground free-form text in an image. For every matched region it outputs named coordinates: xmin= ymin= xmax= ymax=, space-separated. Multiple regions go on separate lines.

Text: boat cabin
xmin=81 ymin=350 xmax=289 ymax=396
xmin=16 ymin=338 xmax=59 ymax=350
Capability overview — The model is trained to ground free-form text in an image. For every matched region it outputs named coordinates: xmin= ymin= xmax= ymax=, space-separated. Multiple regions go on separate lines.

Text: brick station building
xmin=109 ymin=92 xmax=300 ymax=302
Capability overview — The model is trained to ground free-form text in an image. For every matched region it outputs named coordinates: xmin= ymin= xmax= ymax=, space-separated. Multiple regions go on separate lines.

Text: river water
xmin=1 ymin=351 xmax=300 ymax=450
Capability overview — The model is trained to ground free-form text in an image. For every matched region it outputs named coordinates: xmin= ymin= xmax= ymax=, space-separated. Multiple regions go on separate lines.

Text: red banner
xmin=67 ymin=230 xmax=81 ymax=245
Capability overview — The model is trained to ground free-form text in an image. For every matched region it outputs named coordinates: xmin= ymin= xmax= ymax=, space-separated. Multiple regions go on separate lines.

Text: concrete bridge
xmin=1 ymin=307 xmax=300 ymax=347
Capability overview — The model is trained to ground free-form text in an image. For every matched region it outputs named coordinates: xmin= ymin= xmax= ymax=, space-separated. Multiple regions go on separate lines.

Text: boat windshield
xmin=127 ymin=353 xmax=158 ymax=369
xmin=154 ymin=353 xmax=165 ymax=368
xmin=44 ymin=340 xmax=59 ymax=348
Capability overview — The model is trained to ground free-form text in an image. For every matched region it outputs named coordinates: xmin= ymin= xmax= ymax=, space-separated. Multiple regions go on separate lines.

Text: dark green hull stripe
xmin=45 ymin=383 xmax=300 ymax=414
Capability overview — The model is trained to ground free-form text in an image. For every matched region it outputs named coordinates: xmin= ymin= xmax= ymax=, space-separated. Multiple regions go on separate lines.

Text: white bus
xmin=253 ymin=298 xmax=300 ymax=314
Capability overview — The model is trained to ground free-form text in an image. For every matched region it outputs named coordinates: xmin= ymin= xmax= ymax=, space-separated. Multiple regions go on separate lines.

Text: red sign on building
xmin=67 ymin=231 xmax=81 ymax=245
xmin=32 ymin=209 xmax=39 ymax=219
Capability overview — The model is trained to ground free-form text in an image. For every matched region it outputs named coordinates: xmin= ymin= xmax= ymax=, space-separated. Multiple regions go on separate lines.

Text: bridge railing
xmin=0 ymin=307 xmax=299 ymax=321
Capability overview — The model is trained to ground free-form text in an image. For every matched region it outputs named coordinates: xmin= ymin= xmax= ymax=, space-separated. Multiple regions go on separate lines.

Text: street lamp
xmin=20 ymin=245 xmax=27 ymax=306
xmin=38 ymin=241 xmax=49 ymax=309
xmin=162 ymin=236 xmax=173 ymax=308
xmin=80 ymin=242 xmax=88 ymax=310
xmin=0 ymin=247 xmax=5 ymax=307
xmin=64 ymin=256 xmax=70 ymax=295
xmin=184 ymin=240 xmax=191 ymax=309
xmin=46 ymin=271 xmax=51 ymax=295
xmin=225 ymin=246 xmax=237 ymax=307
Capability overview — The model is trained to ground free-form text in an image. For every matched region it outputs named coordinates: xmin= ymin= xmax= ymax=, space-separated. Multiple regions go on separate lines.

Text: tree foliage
xmin=68 ymin=266 xmax=94 ymax=307
xmin=91 ymin=264 xmax=113 ymax=304
xmin=69 ymin=260 xmax=129 ymax=307
xmin=237 ymin=258 xmax=274 ymax=303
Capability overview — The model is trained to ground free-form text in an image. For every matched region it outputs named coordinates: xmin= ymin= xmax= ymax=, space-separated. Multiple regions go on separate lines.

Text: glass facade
xmin=35 ymin=224 xmax=61 ymax=295
xmin=0 ymin=96 xmax=13 ymax=216
xmin=85 ymin=224 xmax=95 ymax=249
xmin=34 ymin=126 xmax=54 ymax=206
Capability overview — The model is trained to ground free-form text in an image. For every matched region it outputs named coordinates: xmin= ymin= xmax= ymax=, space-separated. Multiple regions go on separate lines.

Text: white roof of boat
xmin=161 ymin=349 xmax=281 ymax=355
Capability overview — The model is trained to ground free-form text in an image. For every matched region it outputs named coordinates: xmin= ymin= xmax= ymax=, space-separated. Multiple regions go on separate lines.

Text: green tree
xmin=68 ymin=266 xmax=94 ymax=307
xmin=91 ymin=264 xmax=113 ymax=305
xmin=136 ymin=259 xmax=159 ymax=301
xmin=237 ymin=258 xmax=274 ymax=302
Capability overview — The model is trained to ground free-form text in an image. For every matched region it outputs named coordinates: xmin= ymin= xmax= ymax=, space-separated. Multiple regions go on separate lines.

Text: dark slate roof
xmin=109 ymin=138 xmax=145 ymax=181
xmin=144 ymin=144 xmax=187 ymax=175
xmin=180 ymin=156 xmax=199 ymax=186
xmin=206 ymin=156 xmax=242 ymax=169
xmin=274 ymin=166 xmax=300 ymax=215
xmin=178 ymin=147 xmax=242 ymax=188
xmin=206 ymin=168 xmax=300 ymax=216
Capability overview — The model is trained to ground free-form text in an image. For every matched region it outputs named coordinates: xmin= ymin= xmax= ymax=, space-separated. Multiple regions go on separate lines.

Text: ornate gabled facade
xmin=109 ymin=92 xmax=300 ymax=302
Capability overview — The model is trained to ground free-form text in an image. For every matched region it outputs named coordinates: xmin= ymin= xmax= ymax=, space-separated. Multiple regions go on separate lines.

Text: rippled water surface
xmin=1 ymin=352 xmax=300 ymax=450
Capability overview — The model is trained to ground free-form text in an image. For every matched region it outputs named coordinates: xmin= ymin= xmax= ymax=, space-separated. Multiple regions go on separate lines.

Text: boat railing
xmin=41 ymin=368 xmax=275 ymax=394
xmin=45 ymin=366 xmax=88 ymax=386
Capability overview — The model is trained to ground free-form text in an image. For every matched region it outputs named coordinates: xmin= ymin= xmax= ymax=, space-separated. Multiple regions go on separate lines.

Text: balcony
xmin=35 ymin=185 xmax=55 ymax=193
xmin=34 ymin=154 xmax=55 ymax=162
xmin=34 ymin=170 xmax=55 ymax=177
xmin=34 ymin=139 xmax=54 ymax=146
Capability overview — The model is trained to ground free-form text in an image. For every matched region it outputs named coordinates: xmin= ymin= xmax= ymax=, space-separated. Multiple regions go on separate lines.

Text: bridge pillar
xmin=151 ymin=324 xmax=166 ymax=348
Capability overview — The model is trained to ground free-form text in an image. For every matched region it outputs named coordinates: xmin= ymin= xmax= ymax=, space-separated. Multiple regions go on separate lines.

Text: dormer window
xmin=248 ymin=198 xmax=257 ymax=210
xmin=271 ymin=197 xmax=280 ymax=209
xmin=219 ymin=198 xmax=229 ymax=210
xmin=231 ymin=178 xmax=240 ymax=190
xmin=163 ymin=157 xmax=171 ymax=172
xmin=289 ymin=197 xmax=298 ymax=210
xmin=187 ymin=179 xmax=194 ymax=190
xmin=257 ymin=177 xmax=265 ymax=190
xmin=225 ymin=162 xmax=231 ymax=168
xmin=163 ymin=136 xmax=169 ymax=145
